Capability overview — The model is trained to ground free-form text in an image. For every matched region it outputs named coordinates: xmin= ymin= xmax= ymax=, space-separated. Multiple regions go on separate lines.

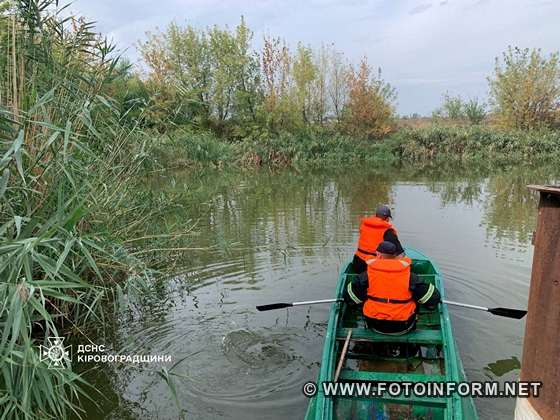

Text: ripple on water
xmin=174 ymin=326 xmax=314 ymax=405
xmin=222 ymin=329 xmax=295 ymax=368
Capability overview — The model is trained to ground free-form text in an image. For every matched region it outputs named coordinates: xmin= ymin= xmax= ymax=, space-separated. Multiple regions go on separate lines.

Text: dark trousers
xmin=365 ymin=314 xmax=417 ymax=335
xmin=365 ymin=315 xmax=419 ymax=357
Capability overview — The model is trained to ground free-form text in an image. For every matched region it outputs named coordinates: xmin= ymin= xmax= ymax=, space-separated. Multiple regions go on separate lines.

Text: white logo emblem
xmin=39 ymin=337 xmax=71 ymax=368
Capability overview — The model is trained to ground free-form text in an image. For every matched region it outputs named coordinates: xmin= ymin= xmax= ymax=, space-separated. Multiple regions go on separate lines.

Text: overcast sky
xmin=70 ymin=0 xmax=559 ymax=115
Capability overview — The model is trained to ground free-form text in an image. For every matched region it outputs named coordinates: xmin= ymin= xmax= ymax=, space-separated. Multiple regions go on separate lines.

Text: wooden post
xmin=515 ymin=186 xmax=560 ymax=420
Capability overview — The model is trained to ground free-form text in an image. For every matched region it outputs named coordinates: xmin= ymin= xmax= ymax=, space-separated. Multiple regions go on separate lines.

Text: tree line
xmin=432 ymin=47 xmax=560 ymax=129
xmin=133 ymin=18 xmax=396 ymax=139
xmin=123 ymin=19 xmax=560 ymax=136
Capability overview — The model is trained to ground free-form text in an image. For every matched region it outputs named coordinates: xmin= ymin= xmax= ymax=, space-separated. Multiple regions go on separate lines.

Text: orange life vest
xmin=363 ymin=257 xmax=416 ymax=321
xmin=355 ymin=216 xmax=397 ymax=261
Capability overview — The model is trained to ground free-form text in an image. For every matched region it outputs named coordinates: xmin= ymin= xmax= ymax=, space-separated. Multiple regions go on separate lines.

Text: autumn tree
xmin=261 ymin=35 xmax=292 ymax=129
xmin=327 ymin=47 xmax=348 ymax=123
xmin=207 ymin=17 xmax=260 ymax=126
xmin=309 ymin=44 xmax=329 ymax=124
xmin=488 ymin=47 xmax=560 ymax=129
xmin=292 ymin=43 xmax=317 ymax=124
xmin=231 ymin=17 xmax=261 ymax=122
xmin=138 ymin=25 xmax=209 ymax=125
xmin=139 ymin=18 xmax=260 ymax=129
xmin=343 ymin=58 xmax=396 ymax=138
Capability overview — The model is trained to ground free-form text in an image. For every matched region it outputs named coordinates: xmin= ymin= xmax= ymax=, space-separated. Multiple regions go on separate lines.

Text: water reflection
xmin=484 ymin=174 xmax=539 ymax=246
xmin=80 ymin=164 xmax=559 ymax=420
xmin=150 ymin=166 xmax=558 ymax=260
xmin=484 ymin=356 xmax=521 ymax=378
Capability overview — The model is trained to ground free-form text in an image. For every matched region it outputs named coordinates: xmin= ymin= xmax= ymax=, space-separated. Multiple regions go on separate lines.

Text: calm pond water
xmin=81 ymin=165 xmax=558 ymax=420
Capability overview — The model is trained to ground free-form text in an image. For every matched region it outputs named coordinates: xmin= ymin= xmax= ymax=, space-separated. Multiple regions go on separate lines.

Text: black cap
xmin=375 ymin=205 xmax=392 ymax=219
xmin=376 ymin=241 xmax=397 ymax=255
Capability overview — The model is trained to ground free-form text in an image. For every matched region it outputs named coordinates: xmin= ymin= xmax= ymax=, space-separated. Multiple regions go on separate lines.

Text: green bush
xmin=153 ymin=130 xmax=236 ymax=167
xmin=390 ymin=125 xmax=560 ymax=163
xmin=236 ymin=130 xmax=399 ymax=168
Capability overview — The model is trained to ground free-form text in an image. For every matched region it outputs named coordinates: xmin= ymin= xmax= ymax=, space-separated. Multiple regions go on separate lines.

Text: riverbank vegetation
xmin=137 ymin=18 xmax=397 ymax=140
xmin=153 ymin=125 xmax=560 ymax=169
xmin=136 ymin=20 xmax=560 ymax=168
xmin=0 ymin=2 xmax=189 ymax=418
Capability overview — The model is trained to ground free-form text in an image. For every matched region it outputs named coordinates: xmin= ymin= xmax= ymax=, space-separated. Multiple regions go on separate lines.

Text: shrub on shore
xmin=391 ymin=125 xmax=560 ymax=164
xmin=154 ymin=125 xmax=560 ymax=169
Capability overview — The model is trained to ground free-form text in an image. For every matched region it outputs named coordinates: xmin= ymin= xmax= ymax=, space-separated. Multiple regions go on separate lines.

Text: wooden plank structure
xmin=516 ymin=186 xmax=560 ymax=419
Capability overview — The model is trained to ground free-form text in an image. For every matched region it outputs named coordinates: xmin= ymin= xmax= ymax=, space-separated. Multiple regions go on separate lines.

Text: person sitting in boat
xmin=352 ymin=205 xmax=404 ymax=274
xmin=344 ymin=241 xmax=441 ymax=335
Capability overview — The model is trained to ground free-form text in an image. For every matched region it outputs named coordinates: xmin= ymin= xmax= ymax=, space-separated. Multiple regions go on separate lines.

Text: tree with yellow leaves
xmin=489 ymin=47 xmax=560 ymax=129
xmin=343 ymin=58 xmax=396 ymax=139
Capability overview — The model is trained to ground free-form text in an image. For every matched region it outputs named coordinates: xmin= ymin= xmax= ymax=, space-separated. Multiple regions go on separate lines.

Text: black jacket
xmin=383 ymin=229 xmax=405 ymax=256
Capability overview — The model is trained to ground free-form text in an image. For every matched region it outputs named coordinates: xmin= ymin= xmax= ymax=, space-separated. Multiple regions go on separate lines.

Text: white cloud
xmin=69 ymin=0 xmax=560 ymax=115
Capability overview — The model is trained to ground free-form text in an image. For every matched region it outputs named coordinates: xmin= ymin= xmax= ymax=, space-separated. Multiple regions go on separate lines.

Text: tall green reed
xmin=0 ymin=1 xmax=175 ymax=418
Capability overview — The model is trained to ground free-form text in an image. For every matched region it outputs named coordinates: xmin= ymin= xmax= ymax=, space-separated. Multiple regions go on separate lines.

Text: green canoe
xmin=305 ymin=248 xmax=478 ymax=420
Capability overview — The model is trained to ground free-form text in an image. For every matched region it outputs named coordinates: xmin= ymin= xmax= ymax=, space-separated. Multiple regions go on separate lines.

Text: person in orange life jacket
xmin=344 ymin=241 xmax=441 ymax=335
xmin=352 ymin=205 xmax=404 ymax=274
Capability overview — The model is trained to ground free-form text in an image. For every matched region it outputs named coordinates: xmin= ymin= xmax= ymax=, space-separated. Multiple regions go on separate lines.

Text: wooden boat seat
xmin=334 ymin=371 xmax=449 ymax=408
xmin=336 ymin=328 xmax=443 ymax=345
xmin=338 ymin=369 xmax=445 ymax=383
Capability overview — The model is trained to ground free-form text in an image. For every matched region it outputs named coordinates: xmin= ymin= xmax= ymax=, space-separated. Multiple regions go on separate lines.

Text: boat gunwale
xmin=306 ymin=247 xmax=478 ymax=420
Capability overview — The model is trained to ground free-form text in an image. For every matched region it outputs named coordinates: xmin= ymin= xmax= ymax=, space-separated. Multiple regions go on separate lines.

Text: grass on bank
xmin=392 ymin=125 xmax=560 ymax=164
xmin=153 ymin=128 xmax=398 ymax=168
xmin=152 ymin=124 xmax=560 ymax=170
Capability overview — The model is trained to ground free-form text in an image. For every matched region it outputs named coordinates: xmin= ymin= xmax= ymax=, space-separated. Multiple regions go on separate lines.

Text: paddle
xmin=442 ymin=299 xmax=527 ymax=319
xmin=256 ymin=298 xmax=342 ymax=312
xmin=256 ymin=298 xmax=527 ymax=319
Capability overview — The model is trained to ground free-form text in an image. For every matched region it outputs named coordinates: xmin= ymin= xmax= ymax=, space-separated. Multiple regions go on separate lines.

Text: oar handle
xmin=256 ymin=298 xmax=342 ymax=312
xmin=292 ymin=298 xmax=342 ymax=307
xmin=442 ymin=299 xmax=488 ymax=312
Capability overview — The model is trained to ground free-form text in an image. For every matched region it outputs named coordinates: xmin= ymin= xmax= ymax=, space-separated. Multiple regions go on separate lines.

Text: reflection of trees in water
xmin=420 ymin=166 xmax=558 ymax=248
xmin=203 ymin=169 xmax=393 ymax=253
xmin=422 ymin=174 xmax=535 ymax=246
xmin=426 ymin=179 xmax=484 ymax=207
xmin=150 ymin=168 xmax=393 ymax=276
xmin=482 ymin=174 xmax=539 ymax=246
xmin=400 ymin=164 xmax=490 ymax=207
xmin=149 ymin=165 xmax=559 ymax=271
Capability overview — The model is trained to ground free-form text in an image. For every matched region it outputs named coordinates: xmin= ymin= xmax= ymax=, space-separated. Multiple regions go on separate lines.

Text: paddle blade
xmin=256 ymin=303 xmax=293 ymax=312
xmin=488 ymin=307 xmax=527 ymax=319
